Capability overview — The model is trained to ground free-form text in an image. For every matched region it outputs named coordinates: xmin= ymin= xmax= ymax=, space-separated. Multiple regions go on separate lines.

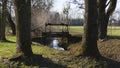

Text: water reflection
xmin=51 ymin=38 xmax=64 ymax=50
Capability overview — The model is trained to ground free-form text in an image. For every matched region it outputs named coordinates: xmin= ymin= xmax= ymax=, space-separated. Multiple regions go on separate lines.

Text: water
xmin=51 ymin=39 xmax=64 ymax=50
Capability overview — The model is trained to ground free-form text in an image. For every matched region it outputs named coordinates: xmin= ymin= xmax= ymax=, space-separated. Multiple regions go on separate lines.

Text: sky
xmin=52 ymin=0 xmax=120 ymax=12
xmin=116 ymin=0 xmax=120 ymax=10
xmin=51 ymin=0 xmax=120 ymax=18
xmin=51 ymin=0 xmax=67 ymax=12
xmin=51 ymin=0 xmax=84 ymax=18
xmin=51 ymin=0 xmax=79 ymax=13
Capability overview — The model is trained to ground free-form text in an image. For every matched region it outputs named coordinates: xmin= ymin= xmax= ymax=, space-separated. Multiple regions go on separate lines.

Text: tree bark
xmin=81 ymin=0 xmax=101 ymax=58
xmin=98 ymin=0 xmax=117 ymax=39
xmin=0 ymin=0 xmax=7 ymax=41
xmin=14 ymin=0 xmax=33 ymax=57
xmin=98 ymin=0 xmax=106 ymax=39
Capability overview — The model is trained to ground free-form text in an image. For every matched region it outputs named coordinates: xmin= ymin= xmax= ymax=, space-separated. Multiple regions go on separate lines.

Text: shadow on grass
xmin=101 ymin=57 xmax=120 ymax=68
xmin=68 ymin=35 xmax=82 ymax=44
xmin=0 ymin=39 xmax=15 ymax=43
xmin=108 ymin=35 xmax=120 ymax=39
xmin=32 ymin=37 xmax=45 ymax=45
xmin=10 ymin=54 xmax=66 ymax=68
xmin=98 ymin=36 xmax=120 ymax=42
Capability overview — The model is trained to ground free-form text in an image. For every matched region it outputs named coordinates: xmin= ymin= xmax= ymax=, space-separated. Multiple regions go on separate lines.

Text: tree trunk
xmin=99 ymin=16 xmax=109 ymax=39
xmin=7 ymin=11 xmax=16 ymax=35
xmin=14 ymin=0 xmax=33 ymax=57
xmin=98 ymin=0 xmax=117 ymax=39
xmin=0 ymin=0 xmax=7 ymax=41
xmin=98 ymin=0 xmax=106 ymax=39
xmin=81 ymin=0 xmax=101 ymax=58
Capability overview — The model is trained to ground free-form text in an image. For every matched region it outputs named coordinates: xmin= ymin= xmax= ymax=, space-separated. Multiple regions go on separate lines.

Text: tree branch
xmin=106 ymin=0 xmax=117 ymax=17
xmin=106 ymin=0 xmax=110 ymax=8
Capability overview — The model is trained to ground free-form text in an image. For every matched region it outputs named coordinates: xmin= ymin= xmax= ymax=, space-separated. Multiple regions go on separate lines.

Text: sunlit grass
xmin=0 ymin=36 xmax=64 ymax=59
xmin=6 ymin=36 xmax=16 ymax=42
xmin=0 ymin=36 xmax=16 ymax=57
xmin=107 ymin=26 xmax=120 ymax=36
xmin=69 ymin=26 xmax=83 ymax=33
xmin=69 ymin=26 xmax=120 ymax=36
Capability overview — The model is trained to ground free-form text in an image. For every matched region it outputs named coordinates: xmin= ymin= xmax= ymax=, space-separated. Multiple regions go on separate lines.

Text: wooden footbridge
xmin=42 ymin=23 xmax=70 ymax=45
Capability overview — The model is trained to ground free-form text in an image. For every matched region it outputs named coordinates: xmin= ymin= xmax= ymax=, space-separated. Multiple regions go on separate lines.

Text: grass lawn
xmin=107 ymin=26 xmax=120 ymax=36
xmin=0 ymin=26 xmax=120 ymax=68
xmin=69 ymin=26 xmax=83 ymax=33
xmin=69 ymin=26 xmax=120 ymax=36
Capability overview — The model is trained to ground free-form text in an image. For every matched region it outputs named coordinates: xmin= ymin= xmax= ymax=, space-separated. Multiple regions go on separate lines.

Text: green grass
xmin=0 ymin=43 xmax=16 ymax=57
xmin=107 ymin=26 xmax=120 ymax=36
xmin=0 ymin=36 xmax=60 ymax=58
xmin=69 ymin=26 xmax=120 ymax=36
xmin=0 ymin=36 xmax=16 ymax=57
xmin=69 ymin=26 xmax=83 ymax=33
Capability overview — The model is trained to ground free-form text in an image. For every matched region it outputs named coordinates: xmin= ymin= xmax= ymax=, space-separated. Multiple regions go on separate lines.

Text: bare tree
xmin=31 ymin=0 xmax=53 ymax=12
xmin=31 ymin=0 xmax=54 ymax=37
xmin=80 ymin=0 xmax=101 ymax=58
xmin=72 ymin=0 xmax=85 ymax=9
xmin=63 ymin=2 xmax=70 ymax=24
xmin=98 ymin=0 xmax=117 ymax=40
xmin=14 ymin=0 xmax=33 ymax=57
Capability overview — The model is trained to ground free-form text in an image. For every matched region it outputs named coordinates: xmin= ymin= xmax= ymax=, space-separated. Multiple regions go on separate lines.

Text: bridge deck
xmin=45 ymin=23 xmax=68 ymax=26
xmin=42 ymin=32 xmax=69 ymax=37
